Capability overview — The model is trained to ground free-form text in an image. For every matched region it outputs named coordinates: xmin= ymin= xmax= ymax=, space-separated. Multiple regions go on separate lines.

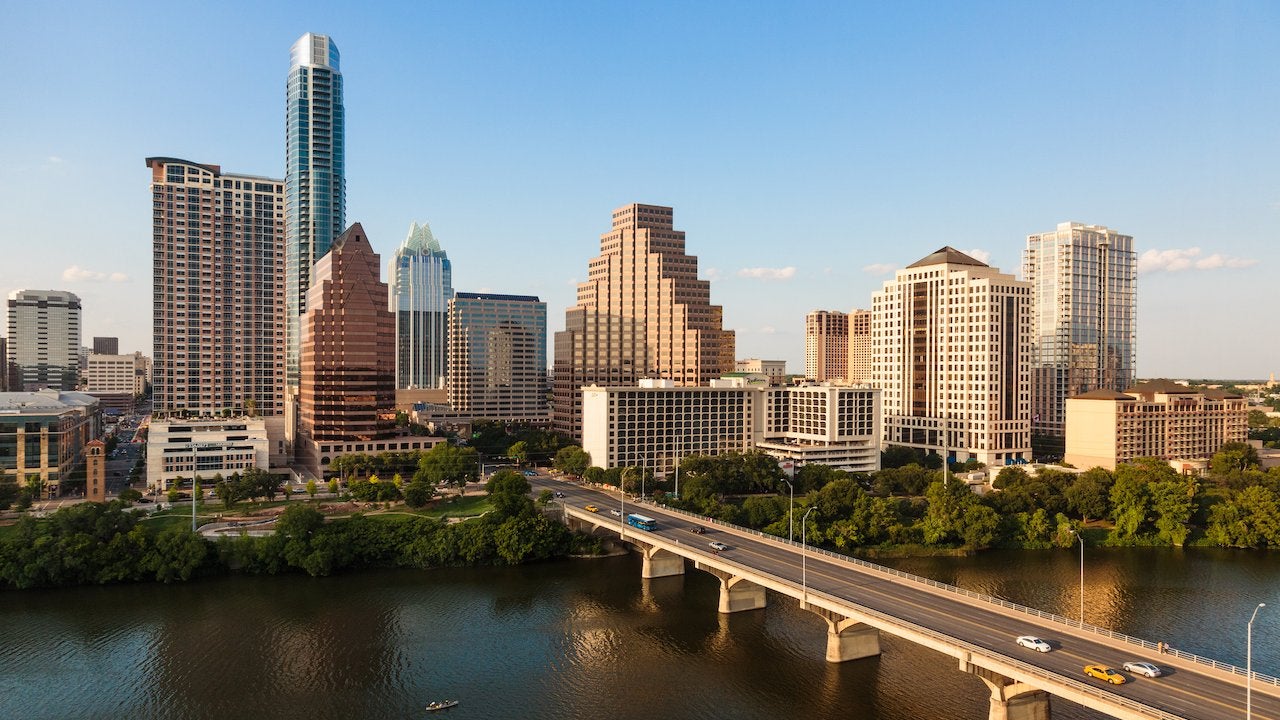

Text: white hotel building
xmin=581 ymin=378 xmax=881 ymax=475
xmin=146 ymin=417 xmax=271 ymax=492
xmin=871 ymin=247 xmax=1032 ymax=466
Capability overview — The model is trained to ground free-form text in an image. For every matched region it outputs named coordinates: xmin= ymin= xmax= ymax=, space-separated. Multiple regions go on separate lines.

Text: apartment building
xmin=805 ymin=310 xmax=848 ymax=382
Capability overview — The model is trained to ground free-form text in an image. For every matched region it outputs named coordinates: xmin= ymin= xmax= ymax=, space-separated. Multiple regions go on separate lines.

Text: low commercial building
xmin=1064 ymin=380 xmax=1248 ymax=471
xmin=0 ymin=389 xmax=102 ymax=497
xmin=146 ymin=417 xmax=271 ymax=492
xmin=734 ymin=359 xmax=787 ymax=386
xmin=581 ymin=378 xmax=881 ymax=475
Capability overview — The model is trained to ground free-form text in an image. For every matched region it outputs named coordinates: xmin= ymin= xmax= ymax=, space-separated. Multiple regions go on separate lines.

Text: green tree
xmin=327 ymin=478 xmax=339 ymax=495
xmin=306 ymin=479 xmax=318 ymax=498
xmin=403 ymin=481 xmax=434 ymax=509
xmin=1149 ymin=477 xmax=1198 ymax=546
xmin=1109 ymin=466 xmax=1152 ymax=539
xmin=921 ymin=480 xmax=974 ymax=545
xmin=1064 ymin=467 xmax=1113 ymax=522
xmin=553 ymin=446 xmax=591 ymax=477
xmin=1210 ymin=441 xmax=1260 ymax=479
xmin=582 ymin=466 xmax=605 ymax=484
xmin=25 ymin=475 xmax=46 ymax=502
xmin=486 ymin=469 xmax=533 ymax=517
xmin=118 ymin=487 xmax=142 ymax=504
xmin=415 ymin=443 xmax=479 ymax=494
xmin=508 ymin=441 xmax=529 ymax=468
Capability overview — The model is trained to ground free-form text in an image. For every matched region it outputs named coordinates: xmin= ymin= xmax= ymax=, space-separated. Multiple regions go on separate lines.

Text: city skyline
xmin=2 ymin=3 xmax=1277 ymax=378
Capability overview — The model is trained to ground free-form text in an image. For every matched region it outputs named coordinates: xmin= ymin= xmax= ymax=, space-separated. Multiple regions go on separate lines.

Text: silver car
xmin=1122 ymin=661 xmax=1162 ymax=678
xmin=1015 ymin=635 xmax=1052 ymax=653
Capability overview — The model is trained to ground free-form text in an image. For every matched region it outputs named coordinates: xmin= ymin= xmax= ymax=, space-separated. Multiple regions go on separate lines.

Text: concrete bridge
xmin=543 ymin=481 xmax=1280 ymax=720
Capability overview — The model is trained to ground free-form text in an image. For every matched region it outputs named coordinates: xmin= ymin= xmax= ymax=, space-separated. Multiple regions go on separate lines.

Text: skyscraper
xmin=1023 ymin=222 xmax=1136 ymax=449
xmin=448 ymin=292 xmax=547 ymax=423
xmin=553 ymin=203 xmax=735 ymax=440
xmin=6 ymin=290 xmax=81 ymax=391
xmin=804 ymin=310 xmax=848 ymax=382
xmin=389 ymin=222 xmax=453 ymax=389
xmin=147 ymin=157 xmax=286 ymax=417
xmin=846 ymin=308 xmax=872 ymax=383
xmin=872 ymin=247 xmax=1032 ymax=466
xmin=286 ymin=32 xmax=345 ymax=388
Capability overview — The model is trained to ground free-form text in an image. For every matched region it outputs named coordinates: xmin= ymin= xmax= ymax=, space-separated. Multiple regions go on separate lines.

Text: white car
xmin=1122 ymin=661 xmax=1162 ymax=678
xmin=1016 ymin=635 xmax=1052 ymax=653
xmin=708 ymin=541 xmax=729 ymax=551
xmin=609 ymin=509 xmax=621 ymax=516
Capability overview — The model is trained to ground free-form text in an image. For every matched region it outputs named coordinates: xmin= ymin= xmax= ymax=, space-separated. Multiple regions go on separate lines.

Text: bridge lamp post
xmin=1248 ymin=602 xmax=1266 ymax=720
xmin=801 ymin=506 xmax=816 ymax=608
xmin=780 ymin=479 xmax=794 ymax=544
xmin=1069 ymin=528 xmax=1084 ymax=625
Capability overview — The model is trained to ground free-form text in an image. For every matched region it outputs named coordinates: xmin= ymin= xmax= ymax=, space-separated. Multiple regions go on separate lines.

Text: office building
xmin=447 ymin=292 xmax=547 ymax=424
xmin=92 ymin=337 xmax=119 ymax=355
xmin=553 ymin=203 xmax=735 ymax=440
xmin=6 ymin=290 xmax=81 ymax=391
xmin=805 ymin=310 xmax=848 ymax=382
xmin=85 ymin=353 xmax=148 ymax=414
xmin=735 ymin=359 xmax=787 ymax=386
xmin=147 ymin=157 xmax=286 ymax=418
xmin=872 ymin=247 xmax=1032 ymax=466
xmin=390 ymin=222 xmax=452 ymax=389
xmin=286 ymin=32 xmax=346 ymax=388
xmin=146 ymin=417 xmax=271 ymax=492
xmin=0 ymin=336 xmax=7 ymax=392
xmin=1064 ymin=380 xmax=1247 ymax=471
xmin=0 ymin=389 xmax=102 ymax=497
xmin=581 ymin=378 xmax=881 ymax=475
xmin=1024 ymin=222 xmax=1136 ymax=448
xmin=846 ymin=309 xmax=872 ymax=383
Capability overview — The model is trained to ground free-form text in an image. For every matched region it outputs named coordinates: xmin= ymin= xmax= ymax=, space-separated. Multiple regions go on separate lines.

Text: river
xmin=0 ymin=548 xmax=1276 ymax=720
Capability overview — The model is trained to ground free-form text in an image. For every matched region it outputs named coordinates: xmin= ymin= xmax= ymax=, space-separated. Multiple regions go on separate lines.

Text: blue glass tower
xmin=286 ymin=33 xmax=345 ymax=387
xmin=389 ymin=222 xmax=453 ymax=389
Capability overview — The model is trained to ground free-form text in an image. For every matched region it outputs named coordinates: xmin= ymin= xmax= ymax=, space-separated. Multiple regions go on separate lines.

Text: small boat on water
xmin=425 ymin=700 xmax=459 ymax=712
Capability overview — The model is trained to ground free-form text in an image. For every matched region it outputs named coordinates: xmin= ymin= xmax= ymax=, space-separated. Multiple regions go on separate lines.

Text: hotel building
xmin=6 ymin=290 xmax=81 ymax=391
xmin=447 ymin=292 xmax=548 ymax=424
xmin=1024 ymin=222 xmax=1136 ymax=448
xmin=147 ymin=157 xmax=286 ymax=418
xmin=553 ymin=203 xmax=734 ymax=440
xmin=1064 ymin=380 xmax=1247 ymax=471
xmin=872 ymin=247 xmax=1032 ymax=466
xmin=735 ymin=359 xmax=787 ymax=386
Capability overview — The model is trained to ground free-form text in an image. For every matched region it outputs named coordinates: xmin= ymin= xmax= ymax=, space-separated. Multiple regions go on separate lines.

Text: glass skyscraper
xmin=389 ymin=222 xmax=453 ymax=389
xmin=286 ymin=32 xmax=345 ymax=387
xmin=1023 ymin=222 xmax=1136 ymax=449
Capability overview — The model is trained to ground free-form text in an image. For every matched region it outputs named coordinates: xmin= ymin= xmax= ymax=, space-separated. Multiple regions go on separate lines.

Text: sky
xmin=1 ymin=1 xmax=1277 ymax=380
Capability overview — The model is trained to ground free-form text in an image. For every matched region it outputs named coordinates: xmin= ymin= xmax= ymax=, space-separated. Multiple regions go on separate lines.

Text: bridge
xmin=536 ymin=478 xmax=1280 ymax=720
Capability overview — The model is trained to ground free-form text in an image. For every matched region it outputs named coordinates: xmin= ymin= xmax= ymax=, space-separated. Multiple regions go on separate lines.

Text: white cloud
xmin=759 ymin=325 xmax=776 ymax=335
xmin=565 ymin=277 xmax=579 ymax=286
xmin=63 ymin=265 xmax=129 ymax=283
xmin=1138 ymin=247 xmax=1259 ymax=274
xmin=862 ymin=263 xmax=896 ymax=275
xmin=46 ymin=156 xmax=63 ymax=164
xmin=704 ymin=267 xmax=722 ymax=281
xmin=737 ymin=266 xmax=796 ymax=280
xmin=964 ymin=248 xmax=992 ymax=263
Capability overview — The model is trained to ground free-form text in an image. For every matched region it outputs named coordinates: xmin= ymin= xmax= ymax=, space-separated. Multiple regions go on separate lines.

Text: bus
xmin=626 ymin=513 xmax=657 ymax=531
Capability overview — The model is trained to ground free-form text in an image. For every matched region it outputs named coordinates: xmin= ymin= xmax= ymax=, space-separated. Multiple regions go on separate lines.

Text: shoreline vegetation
xmin=2 ymin=439 xmax=1278 ymax=591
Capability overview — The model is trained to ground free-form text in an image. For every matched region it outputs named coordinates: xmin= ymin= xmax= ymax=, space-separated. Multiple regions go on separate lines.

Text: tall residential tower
xmin=389 ymin=222 xmax=453 ymax=389
xmin=553 ymin=203 xmax=735 ymax=440
xmin=1023 ymin=223 xmax=1135 ymax=450
xmin=286 ymin=32 xmax=346 ymax=388
xmin=804 ymin=310 xmax=848 ymax=382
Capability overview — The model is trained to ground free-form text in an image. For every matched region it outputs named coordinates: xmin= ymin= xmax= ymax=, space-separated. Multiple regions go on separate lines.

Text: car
xmin=554 ymin=492 xmax=565 ymax=498
xmin=1015 ymin=636 xmax=1052 ymax=653
xmin=708 ymin=541 xmax=729 ymax=551
xmin=690 ymin=526 xmax=705 ymax=534
xmin=609 ymin=509 xmax=621 ymax=516
xmin=1122 ymin=661 xmax=1162 ymax=678
xmin=584 ymin=504 xmax=599 ymax=513
xmin=523 ymin=470 xmax=537 ymax=477
xmin=1083 ymin=665 xmax=1126 ymax=685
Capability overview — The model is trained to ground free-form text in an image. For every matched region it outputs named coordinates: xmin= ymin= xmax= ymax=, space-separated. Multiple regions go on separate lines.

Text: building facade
xmin=145 ymin=417 xmax=271 ymax=492
xmin=286 ymin=32 xmax=346 ymax=388
xmin=846 ymin=309 xmax=872 ymax=383
xmin=390 ymin=222 xmax=453 ymax=389
xmin=1024 ymin=222 xmax=1136 ymax=447
xmin=1064 ymin=380 xmax=1248 ymax=471
xmin=581 ymin=379 xmax=881 ymax=475
xmin=0 ymin=389 xmax=102 ymax=497
xmin=147 ymin=157 xmax=286 ymax=418
xmin=447 ymin=292 xmax=548 ymax=424
xmin=735 ymin=358 xmax=787 ymax=385
xmin=872 ymin=247 xmax=1032 ymax=466
xmin=92 ymin=337 xmax=119 ymax=355
xmin=805 ymin=310 xmax=848 ymax=382
xmin=553 ymin=203 xmax=735 ymax=440
xmin=7 ymin=290 xmax=81 ymax=391
xmin=85 ymin=354 xmax=147 ymax=395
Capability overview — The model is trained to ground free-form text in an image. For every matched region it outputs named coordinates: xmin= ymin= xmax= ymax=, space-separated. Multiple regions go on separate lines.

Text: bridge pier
xmin=641 ymin=546 xmax=685 ymax=579
xmin=718 ymin=576 xmax=767 ymax=614
xmin=964 ymin=662 xmax=1050 ymax=720
xmin=806 ymin=606 xmax=881 ymax=662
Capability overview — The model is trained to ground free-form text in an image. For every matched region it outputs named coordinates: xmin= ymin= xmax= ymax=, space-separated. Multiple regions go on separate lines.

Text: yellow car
xmin=584 ymin=504 xmax=599 ymax=513
xmin=1083 ymin=665 xmax=1126 ymax=685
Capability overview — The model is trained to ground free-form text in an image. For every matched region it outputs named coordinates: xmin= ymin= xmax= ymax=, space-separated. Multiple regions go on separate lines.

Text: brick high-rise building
xmin=147 ymin=157 xmax=285 ymax=417
xmin=92 ymin=337 xmax=118 ymax=356
xmin=7 ymin=290 xmax=81 ymax=391
xmin=805 ymin=310 xmax=848 ymax=382
xmin=553 ymin=203 xmax=735 ymax=440
xmin=846 ymin=309 xmax=872 ymax=383
xmin=872 ymin=247 xmax=1032 ymax=466
xmin=1024 ymin=222 xmax=1136 ymax=451
xmin=298 ymin=223 xmax=395 ymax=444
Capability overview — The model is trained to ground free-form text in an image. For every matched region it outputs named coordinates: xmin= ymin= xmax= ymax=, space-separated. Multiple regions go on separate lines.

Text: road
xmin=535 ymin=477 xmax=1280 ymax=720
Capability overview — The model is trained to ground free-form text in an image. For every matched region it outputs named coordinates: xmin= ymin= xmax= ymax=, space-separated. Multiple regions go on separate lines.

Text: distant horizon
xmin=3 ymin=3 xmax=1276 ymax=378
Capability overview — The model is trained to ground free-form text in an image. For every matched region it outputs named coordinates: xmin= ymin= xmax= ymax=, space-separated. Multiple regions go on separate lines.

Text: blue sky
xmin=2 ymin=1 xmax=1276 ymax=379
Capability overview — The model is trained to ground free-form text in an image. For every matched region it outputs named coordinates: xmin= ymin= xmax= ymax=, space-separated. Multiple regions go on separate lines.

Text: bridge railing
xmin=644 ymin=500 xmax=1280 ymax=689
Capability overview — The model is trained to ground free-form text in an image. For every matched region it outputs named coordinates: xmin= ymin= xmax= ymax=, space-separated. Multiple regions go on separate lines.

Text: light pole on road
xmin=1248 ymin=602 xmax=1266 ymax=720
xmin=1069 ymin=528 xmax=1084 ymax=624
xmin=780 ymin=479 xmax=794 ymax=544
xmin=801 ymin=506 xmax=816 ymax=608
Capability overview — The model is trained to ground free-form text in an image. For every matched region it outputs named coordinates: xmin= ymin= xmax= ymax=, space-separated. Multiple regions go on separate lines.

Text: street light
xmin=1248 ymin=602 xmax=1266 ymax=720
xmin=780 ymin=479 xmax=794 ymax=544
xmin=801 ymin=506 xmax=816 ymax=608
xmin=1069 ymin=528 xmax=1085 ymax=624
